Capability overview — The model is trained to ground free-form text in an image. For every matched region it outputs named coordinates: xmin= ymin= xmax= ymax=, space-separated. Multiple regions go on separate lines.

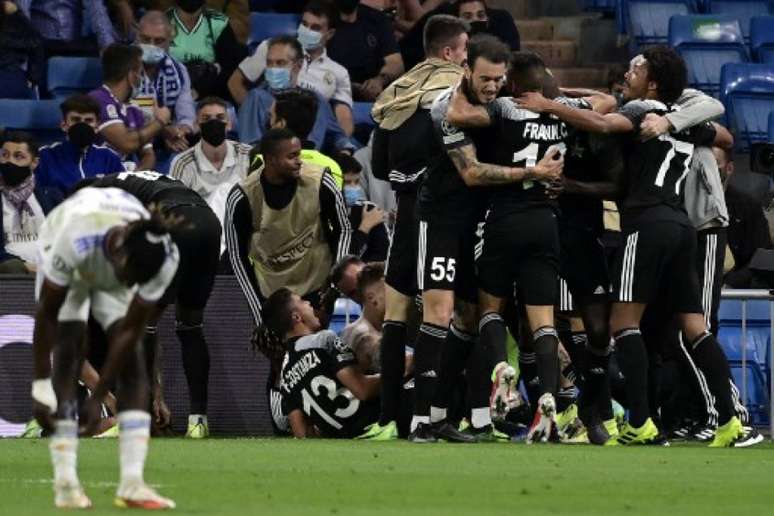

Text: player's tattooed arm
xmin=448 ymin=143 xmax=564 ymax=187
xmin=446 ymin=82 xmax=492 ymax=128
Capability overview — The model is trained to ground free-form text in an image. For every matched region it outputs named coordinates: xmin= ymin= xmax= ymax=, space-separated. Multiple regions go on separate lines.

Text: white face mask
xmin=297 ymin=23 xmax=323 ymax=52
xmin=139 ymin=43 xmax=166 ymax=65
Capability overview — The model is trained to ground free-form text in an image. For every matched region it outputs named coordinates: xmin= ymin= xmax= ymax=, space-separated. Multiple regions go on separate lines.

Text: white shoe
xmin=490 ymin=362 xmax=517 ymax=420
xmin=115 ymin=482 xmax=176 ymax=510
xmin=54 ymin=482 xmax=92 ymax=509
xmin=526 ymin=393 xmax=559 ymax=444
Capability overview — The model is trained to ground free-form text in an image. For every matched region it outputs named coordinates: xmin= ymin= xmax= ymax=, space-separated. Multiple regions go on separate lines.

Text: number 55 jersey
xmin=279 ymin=330 xmax=379 ymax=438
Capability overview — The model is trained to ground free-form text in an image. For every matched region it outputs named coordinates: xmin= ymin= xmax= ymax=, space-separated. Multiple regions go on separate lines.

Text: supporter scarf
xmin=0 ymin=174 xmax=36 ymax=228
xmin=371 ymin=58 xmax=464 ymax=130
xmin=140 ymin=54 xmax=185 ymax=111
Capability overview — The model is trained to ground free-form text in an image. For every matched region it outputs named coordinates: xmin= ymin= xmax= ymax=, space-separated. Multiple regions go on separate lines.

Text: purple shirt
xmin=88 ymin=85 xmax=148 ymax=157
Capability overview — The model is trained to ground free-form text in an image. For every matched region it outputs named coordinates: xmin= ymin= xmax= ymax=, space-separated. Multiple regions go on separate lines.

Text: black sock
xmin=479 ymin=312 xmax=507 ymax=365
xmin=379 ymin=320 xmax=407 ymax=425
xmin=467 ymin=340 xmax=493 ymax=428
xmin=533 ymin=327 xmax=560 ymax=397
xmin=586 ymin=347 xmax=613 ymax=421
xmin=557 ymin=386 xmax=576 ymax=413
xmin=413 ymin=323 xmax=446 ymax=421
xmin=613 ymin=328 xmax=649 ymax=428
xmin=687 ymin=331 xmax=735 ymax=425
xmin=431 ymin=324 xmax=475 ymax=418
xmin=519 ymin=350 xmax=540 ymax=406
xmin=177 ymin=322 xmax=210 ymax=415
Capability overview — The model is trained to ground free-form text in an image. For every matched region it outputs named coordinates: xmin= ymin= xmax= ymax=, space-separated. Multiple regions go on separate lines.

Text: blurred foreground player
xmin=31 ymin=187 xmax=179 ymax=509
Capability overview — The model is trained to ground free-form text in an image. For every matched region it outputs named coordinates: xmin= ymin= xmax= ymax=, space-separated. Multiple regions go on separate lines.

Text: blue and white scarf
xmin=139 ymin=54 xmax=186 ymax=110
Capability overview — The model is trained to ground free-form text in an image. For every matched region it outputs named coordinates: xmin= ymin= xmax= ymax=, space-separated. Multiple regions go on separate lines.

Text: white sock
xmin=410 ymin=415 xmax=429 ymax=433
xmin=471 ymin=407 xmax=492 ymax=430
xmin=429 ymin=406 xmax=447 ymax=424
xmin=118 ymin=410 xmax=151 ymax=488
xmin=50 ymin=419 xmax=79 ymax=487
xmin=188 ymin=414 xmax=207 ymax=427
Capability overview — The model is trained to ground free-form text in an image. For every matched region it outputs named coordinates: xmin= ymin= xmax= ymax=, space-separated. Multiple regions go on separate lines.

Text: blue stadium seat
xmin=47 ymin=57 xmax=101 ymax=100
xmin=669 ymin=15 xmax=748 ymax=96
xmin=720 ymin=63 xmax=774 ymax=150
xmin=729 ymin=361 xmax=770 ymax=425
xmin=625 ymin=0 xmax=695 ymax=48
xmin=329 ymin=298 xmax=362 ymax=336
xmin=247 ymin=13 xmax=300 ymax=53
xmin=707 ymin=1 xmax=774 ymax=41
xmin=0 ymin=99 xmax=62 ymax=144
xmin=585 ymin=0 xmax=618 ymax=12
xmin=751 ymin=16 xmax=774 ymax=62
xmin=718 ymin=299 xmax=773 ymax=324
xmin=352 ymin=102 xmax=376 ymax=146
xmin=769 ymin=110 xmax=774 ymax=141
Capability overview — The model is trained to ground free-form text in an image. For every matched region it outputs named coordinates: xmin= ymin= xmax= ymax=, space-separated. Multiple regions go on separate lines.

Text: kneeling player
xmin=31 ymin=187 xmax=179 ymax=509
xmin=264 ymin=288 xmax=382 ymax=438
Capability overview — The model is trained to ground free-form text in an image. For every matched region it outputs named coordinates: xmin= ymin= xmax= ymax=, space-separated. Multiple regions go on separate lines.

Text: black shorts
xmin=385 ymin=189 xmax=418 ymax=297
xmin=417 ymin=218 xmax=478 ymax=303
xmin=476 ymin=207 xmax=559 ymax=305
xmin=160 ymin=204 xmax=222 ymax=310
xmin=559 ymin=222 xmax=610 ymax=310
xmin=611 ymin=219 xmax=702 ymax=313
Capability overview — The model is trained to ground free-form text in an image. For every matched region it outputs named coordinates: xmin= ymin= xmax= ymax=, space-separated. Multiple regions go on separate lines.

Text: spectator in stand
xmin=17 ymin=0 xmax=118 ymax=56
xmin=166 ymin=0 xmax=246 ymax=99
xmin=0 ymin=1 xmax=44 ymax=99
xmin=237 ymin=35 xmax=354 ymax=154
xmin=342 ymin=261 xmax=387 ymax=373
xmin=135 ymin=10 xmax=196 ymax=153
xmin=36 ymin=95 xmax=125 ymax=195
xmin=0 ymin=132 xmax=62 ymax=274
xmin=607 ymin=62 xmax=627 ymax=96
xmin=327 ymin=0 xmax=405 ymax=101
xmin=228 ymin=0 xmax=354 ymax=136
xmin=169 ymin=96 xmax=250 ymax=255
xmin=139 ymin=0 xmax=249 ymax=43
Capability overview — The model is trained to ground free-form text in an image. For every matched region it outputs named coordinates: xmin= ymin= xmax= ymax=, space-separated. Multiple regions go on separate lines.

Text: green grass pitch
xmin=2 ymin=438 xmax=774 ymax=515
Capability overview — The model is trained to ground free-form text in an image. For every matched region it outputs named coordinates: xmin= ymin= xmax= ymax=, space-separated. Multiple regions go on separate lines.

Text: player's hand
xmin=360 ymin=76 xmax=386 ymax=101
xmin=530 ymin=148 xmax=564 ymax=182
xmin=153 ymin=397 xmax=172 ymax=428
xmin=163 ymin=125 xmax=190 ymax=152
xmin=359 ymin=204 xmax=386 ymax=233
xmin=79 ymin=396 xmax=102 ymax=437
xmin=545 ymin=177 xmax=564 ymax=199
xmin=33 ymin=400 xmax=55 ymax=434
xmin=515 ymin=91 xmax=552 ymax=113
xmin=640 ymin=113 xmax=671 ymax=141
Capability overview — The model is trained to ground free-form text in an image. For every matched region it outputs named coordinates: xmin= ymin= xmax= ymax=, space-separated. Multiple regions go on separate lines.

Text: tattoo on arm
xmin=447 ymin=144 xmax=517 ymax=186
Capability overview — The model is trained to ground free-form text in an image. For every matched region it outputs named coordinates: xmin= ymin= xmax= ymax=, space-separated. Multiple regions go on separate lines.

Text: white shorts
xmin=35 ymin=270 xmax=132 ymax=330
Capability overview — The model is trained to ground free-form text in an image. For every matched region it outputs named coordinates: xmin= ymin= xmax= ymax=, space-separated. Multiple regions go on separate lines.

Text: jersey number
xmin=300 ymin=375 xmax=359 ymax=430
xmin=512 ymin=142 xmax=566 ymax=190
xmin=117 ymin=170 xmax=163 ymax=181
xmin=430 ymin=257 xmax=456 ymax=282
xmin=654 ymin=135 xmax=693 ymax=193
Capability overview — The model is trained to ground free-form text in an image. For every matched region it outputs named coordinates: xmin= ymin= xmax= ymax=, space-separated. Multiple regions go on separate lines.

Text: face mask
xmin=334 ymin=0 xmax=359 ymax=14
xmin=297 ymin=24 xmax=323 ymax=52
xmin=469 ymin=20 xmax=489 ymax=36
xmin=67 ymin=122 xmax=96 ymax=148
xmin=199 ymin=119 xmax=227 ymax=147
xmin=139 ymin=43 xmax=165 ymax=65
xmin=177 ymin=0 xmax=204 ymax=13
xmin=265 ymin=67 xmax=292 ymax=91
xmin=0 ymin=162 xmax=32 ymax=187
xmin=343 ymin=185 xmax=366 ymax=207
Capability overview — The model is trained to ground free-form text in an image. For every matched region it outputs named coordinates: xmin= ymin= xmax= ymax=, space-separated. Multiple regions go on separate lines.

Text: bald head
xmin=138 ymin=10 xmax=172 ymax=51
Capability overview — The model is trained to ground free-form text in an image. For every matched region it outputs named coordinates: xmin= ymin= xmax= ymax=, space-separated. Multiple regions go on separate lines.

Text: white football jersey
xmin=38 ymin=187 xmax=179 ymax=302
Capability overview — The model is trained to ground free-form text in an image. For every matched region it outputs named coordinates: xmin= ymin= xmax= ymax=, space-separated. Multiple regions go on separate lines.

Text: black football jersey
xmin=89 ymin=170 xmax=204 ymax=207
xmin=279 ymin=330 xmax=378 ymax=438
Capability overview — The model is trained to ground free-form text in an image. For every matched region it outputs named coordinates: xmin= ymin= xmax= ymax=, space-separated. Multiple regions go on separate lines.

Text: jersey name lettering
xmin=522 ymin=122 xmax=567 ymax=142
xmin=281 ymin=351 xmax=322 ymax=391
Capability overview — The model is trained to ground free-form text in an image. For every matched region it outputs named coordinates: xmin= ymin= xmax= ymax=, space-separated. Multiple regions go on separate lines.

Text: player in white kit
xmin=30 ymin=187 xmax=180 ymax=510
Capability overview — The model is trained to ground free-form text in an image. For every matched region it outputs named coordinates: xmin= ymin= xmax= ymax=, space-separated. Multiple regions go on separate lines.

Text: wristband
xmin=32 ymin=378 xmax=57 ymax=413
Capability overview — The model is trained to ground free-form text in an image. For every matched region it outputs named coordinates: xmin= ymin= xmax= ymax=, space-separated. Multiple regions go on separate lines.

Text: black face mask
xmin=177 ymin=0 xmax=205 ymax=14
xmin=334 ymin=0 xmax=360 ymax=14
xmin=67 ymin=122 xmax=96 ymax=148
xmin=469 ymin=20 xmax=490 ymax=36
xmin=0 ymin=162 xmax=32 ymax=187
xmin=200 ymin=119 xmax=227 ymax=147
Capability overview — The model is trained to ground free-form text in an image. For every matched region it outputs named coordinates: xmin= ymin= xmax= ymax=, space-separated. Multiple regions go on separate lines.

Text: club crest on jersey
xmin=441 ymin=119 xmax=464 ymax=145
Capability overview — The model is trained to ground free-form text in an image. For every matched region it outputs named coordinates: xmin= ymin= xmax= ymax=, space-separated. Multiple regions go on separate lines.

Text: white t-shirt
xmin=38 ymin=187 xmax=179 ymax=302
xmin=2 ymin=194 xmax=45 ymax=264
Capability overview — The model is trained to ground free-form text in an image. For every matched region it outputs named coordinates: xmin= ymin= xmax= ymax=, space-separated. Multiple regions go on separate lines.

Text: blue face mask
xmin=343 ymin=185 xmax=366 ymax=207
xmin=297 ymin=23 xmax=323 ymax=52
xmin=265 ymin=67 xmax=292 ymax=91
xmin=139 ymin=43 xmax=166 ymax=65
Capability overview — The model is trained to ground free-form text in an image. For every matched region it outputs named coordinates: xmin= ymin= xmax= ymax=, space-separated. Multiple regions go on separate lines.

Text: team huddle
xmin=28 ymin=13 xmax=763 ymax=513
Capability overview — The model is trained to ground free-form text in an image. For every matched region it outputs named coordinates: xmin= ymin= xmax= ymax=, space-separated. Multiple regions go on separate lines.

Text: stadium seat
xmin=750 ymin=16 xmax=774 ymax=62
xmin=47 ymin=57 xmax=102 ymax=100
xmin=669 ymin=15 xmax=748 ymax=96
xmin=0 ymin=99 xmax=62 ymax=144
xmin=729 ymin=361 xmax=770 ymax=425
xmin=707 ymin=1 xmax=774 ymax=42
xmin=625 ymin=0 xmax=695 ymax=48
xmin=718 ymin=299 xmax=772 ymax=324
xmin=584 ymin=0 xmax=617 ymax=12
xmin=329 ymin=298 xmax=362 ymax=336
xmin=351 ymin=101 xmax=376 ymax=145
xmin=769 ymin=110 xmax=774 ymax=141
xmin=720 ymin=63 xmax=774 ymax=150
xmin=247 ymin=13 xmax=300 ymax=53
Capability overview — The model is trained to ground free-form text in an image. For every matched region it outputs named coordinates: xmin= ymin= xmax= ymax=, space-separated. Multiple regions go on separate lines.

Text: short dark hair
xmin=304 ymin=0 xmax=337 ymax=29
xmin=356 ymin=261 xmax=385 ymax=298
xmin=606 ymin=63 xmax=628 ymax=91
xmin=456 ymin=0 xmax=488 ymax=14
xmin=196 ymin=96 xmax=229 ymax=113
xmin=642 ymin=46 xmax=687 ymax=105
xmin=60 ymin=94 xmax=101 ymax=119
xmin=508 ymin=51 xmax=545 ymax=92
xmin=330 ymin=254 xmax=363 ymax=288
xmin=262 ymin=287 xmax=296 ymax=338
xmin=101 ymin=44 xmax=142 ymax=84
xmin=333 ymin=151 xmax=362 ymax=175
xmin=1 ymin=131 xmax=39 ymax=158
xmin=274 ymin=88 xmax=318 ymax=139
xmin=423 ymin=14 xmax=469 ymax=57
xmin=467 ymin=34 xmax=511 ymax=71
xmin=267 ymin=34 xmax=303 ymax=62
xmin=259 ymin=127 xmax=298 ymax=158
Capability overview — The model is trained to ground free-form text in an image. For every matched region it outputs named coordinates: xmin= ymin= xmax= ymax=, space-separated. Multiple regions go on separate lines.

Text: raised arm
xmin=516 ymin=92 xmax=634 ymax=134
